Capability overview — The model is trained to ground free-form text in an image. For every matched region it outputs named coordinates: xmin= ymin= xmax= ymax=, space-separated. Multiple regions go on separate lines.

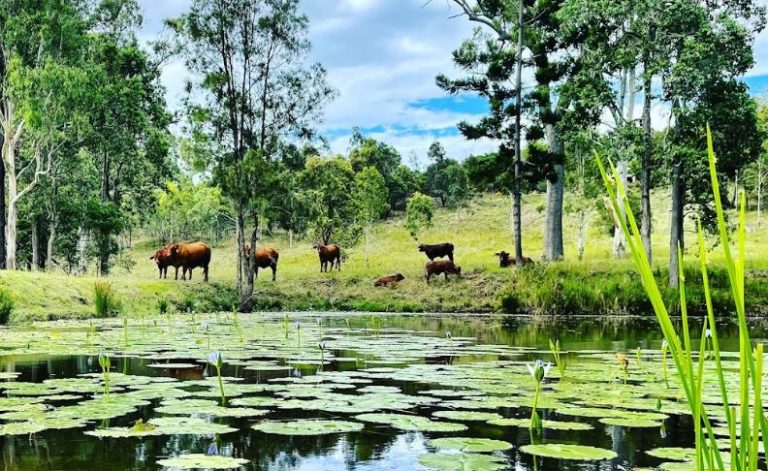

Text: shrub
xmin=0 ymin=289 xmax=14 ymax=325
xmin=175 ymin=295 xmax=197 ymax=314
xmin=93 ymin=282 xmax=120 ymax=318
xmin=157 ymin=297 xmax=169 ymax=316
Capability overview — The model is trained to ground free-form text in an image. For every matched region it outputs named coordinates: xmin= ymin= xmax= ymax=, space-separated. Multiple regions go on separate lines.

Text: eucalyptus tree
xmin=172 ymin=0 xmax=335 ymax=309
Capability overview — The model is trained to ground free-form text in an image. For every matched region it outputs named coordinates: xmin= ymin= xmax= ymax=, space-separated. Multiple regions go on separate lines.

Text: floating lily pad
xmin=355 ymin=413 xmax=467 ymax=432
xmin=600 ymin=417 xmax=663 ymax=428
xmin=252 ymin=419 xmax=363 ymax=436
xmin=521 ymin=444 xmax=617 ymax=461
xmin=156 ymin=454 xmax=248 ymax=469
xmin=432 ymin=411 xmax=502 ymax=422
xmin=428 ymin=437 xmax=513 ymax=453
xmin=646 ymin=448 xmax=697 ymax=461
xmin=418 ymin=453 xmax=506 ymax=471
xmin=488 ymin=417 xmax=593 ymax=431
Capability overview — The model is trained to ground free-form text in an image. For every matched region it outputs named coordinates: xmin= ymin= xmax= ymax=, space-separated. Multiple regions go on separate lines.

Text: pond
xmin=0 ymin=312 xmax=765 ymax=470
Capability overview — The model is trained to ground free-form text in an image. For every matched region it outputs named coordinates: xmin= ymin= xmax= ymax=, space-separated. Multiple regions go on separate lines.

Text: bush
xmin=175 ymin=295 xmax=197 ymax=314
xmin=0 ymin=289 xmax=14 ymax=325
xmin=93 ymin=282 xmax=120 ymax=318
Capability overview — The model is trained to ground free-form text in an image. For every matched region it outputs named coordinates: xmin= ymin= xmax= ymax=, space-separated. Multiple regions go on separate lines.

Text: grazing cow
xmin=149 ymin=244 xmax=181 ymax=280
xmin=169 ymin=242 xmax=211 ymax=282
xmin=374 ymin=273 xmax=405 ymax=287
xmin=494 ymin=251 xmax=535 ymax=268
xmin=314 ymin=243 xmax=341 ymax=272
xmin=244 ymin=245 xmax=280 ymax=281
xmin=418 ymin=243 xmax=455 ymax=262
xmin=425 ymin=260 xmax=462 ymax=283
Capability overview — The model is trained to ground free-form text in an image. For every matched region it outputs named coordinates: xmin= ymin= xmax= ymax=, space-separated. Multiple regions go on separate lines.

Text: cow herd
xmin=150 ymin=240 xmax=533 ymax=286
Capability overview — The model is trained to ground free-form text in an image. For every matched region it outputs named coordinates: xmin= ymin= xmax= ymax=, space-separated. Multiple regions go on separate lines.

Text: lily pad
xmin=488 ymin=417 xmax=593 ymax=431
xmin=355 ymin=413 xmax=467 ymax=432
xmin=428 ymin=437 xmax=513 ymax=453
xmin=432 ymin=411 xmax=502 ymax=422
xmin=646 ymin=448 xmax=697 ymax=461
xmin=521 ymin=444 xmax=617 ymax=461
xmin=252 ymin=419 xmax=363 ymax=436
xmin=418 ymin=453 xmax=506 ymax=471
xmin=156 ymin=454 xmax=248 ymax=469
xmin=600 ymin=417 xmax=663 ymax=428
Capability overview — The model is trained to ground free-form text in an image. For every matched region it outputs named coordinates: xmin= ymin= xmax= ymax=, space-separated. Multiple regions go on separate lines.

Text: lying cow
xmin=418 ymin=242 xmax=454 ymax=262
xmin=314 ymin=243 xmax=342 ymax=272
xmin=149 ymin=244 xmax=181 ymax=279
xmin=425 ymin=260 xmax=462 ymax=283
xmin=170 ymin=242 xmax=211 ymax=282
xmin=374 ymin=273 xmax=405 ymax=287
xmin=244 ymin=245 xmax=280 ymax=281
xmin=494 ymin=251 xmax=535 ymax=268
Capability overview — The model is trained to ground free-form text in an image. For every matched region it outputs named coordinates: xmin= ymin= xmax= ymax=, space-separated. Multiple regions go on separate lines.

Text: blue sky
xmin=139 ymin=0 xmax=768 ymax=167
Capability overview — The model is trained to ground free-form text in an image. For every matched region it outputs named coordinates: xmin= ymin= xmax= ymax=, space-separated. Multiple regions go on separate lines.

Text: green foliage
xmin=353 ymin=167 xmax=389 ymax=225
xmin=0 ymin=289 xmax=14 ymax=325
xmin=404 ymin=192 xmax=434 ymax=240
xmin=299 ymin=156 xmax=356 ymax=244
xmin=149 ymin=180 xmax=228 ymax=243
xmin=93 ymin=282 xmax=120 ymax=318
xmin=156 ymin=297 xmax=169 ymax=316
xmin=424 ymin=159 xmax=470 ymax=208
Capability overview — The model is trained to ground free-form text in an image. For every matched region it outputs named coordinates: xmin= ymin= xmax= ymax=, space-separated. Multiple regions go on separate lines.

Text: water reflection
xmin=1 ymin=313 xmax=763 ymax=470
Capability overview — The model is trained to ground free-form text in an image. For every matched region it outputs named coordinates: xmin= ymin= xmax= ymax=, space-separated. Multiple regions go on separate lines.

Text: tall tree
xmin=352 ymin=167 xmax=388 ymax=268
xmin=173 ymin=0 xmax=334 ymax=310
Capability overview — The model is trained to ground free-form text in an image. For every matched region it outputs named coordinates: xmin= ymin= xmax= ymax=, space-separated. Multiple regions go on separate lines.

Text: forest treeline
xmin=1 ymin=0 xmax=767 ymax=311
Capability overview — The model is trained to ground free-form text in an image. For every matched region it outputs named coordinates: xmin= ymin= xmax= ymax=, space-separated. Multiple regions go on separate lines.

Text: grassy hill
xmin=3 ymin=191 xmax=768 ymax=322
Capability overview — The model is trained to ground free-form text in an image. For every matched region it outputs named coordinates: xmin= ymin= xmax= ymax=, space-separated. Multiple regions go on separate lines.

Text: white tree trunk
xmin=76 ymin=227 xmax=89 ymax=276
xmin=46 ymin=220 xmax=56 ymax=270
xmin=31 ymin=220 xmax=38 ymax=271
xmin=758 ymin=158 xmax=763 ymax=227
xmin=612 ymin=161 xmax=629 ymax=257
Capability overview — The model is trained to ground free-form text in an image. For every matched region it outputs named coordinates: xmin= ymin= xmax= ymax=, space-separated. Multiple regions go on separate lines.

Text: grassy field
xmin=4 ymin=191 xmax=768 ymax=322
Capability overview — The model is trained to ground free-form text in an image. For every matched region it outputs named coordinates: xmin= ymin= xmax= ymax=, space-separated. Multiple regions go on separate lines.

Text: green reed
xmin=597 ymin=125 xmax=765 ymax=471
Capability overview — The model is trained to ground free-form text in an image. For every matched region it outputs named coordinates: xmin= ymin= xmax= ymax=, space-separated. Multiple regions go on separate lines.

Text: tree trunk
xmin=641 ymin=69 xmax=653 ymax=265
xmin=0 ymin=132 xmax=5 ymax=270
xmin=76 ymin=227 xmax=89 ymax=276
xmin=31 ymin=220 xmax=39 ymax=271
xmin=543 ymin=126 xmax=564 ymax=261
xmin=4 ymin=141 xmax=17 ymax=270
xmin=46 ymin=220 xmax=55 ymax=270
xmin=240 ymin=215 xmax=259 ymax=313
xmin=235 ymin=208 xmax=246 ymax=299
xmin=513 ymin=0 xmax=524 ymax=267
xmin=669 ymin=159 xmax=684 ymax=288
xmin=613 ymin=161 xmax=629 ymax=257
xmin=626 ymin=67 xmax=636 ymax=121
xmin=758 ymin=158 xmax=763 ymax=227
xmin=577 ymin=210 xmax=588 ymax=262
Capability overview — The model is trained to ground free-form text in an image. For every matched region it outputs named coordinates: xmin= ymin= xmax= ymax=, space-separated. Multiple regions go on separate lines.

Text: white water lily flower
xmin=527 ymin=359 xmax=551 ymax=382
xmin=705 ymin=329 xmax=712 ymax=339
xmin=318 ymin=341 xmax=326 ymax=351
xmin=201 ymin=321 xmax=209 ymax=330
xmin=208 ymin=351 xmax=223 ymax=368
xmin=293 ymin=321 xmax=301 ymax=330
xmin=661 ymin=339 xmax=668 ymax=349
xmin=445 ymin=331 xmax=452 ymax=339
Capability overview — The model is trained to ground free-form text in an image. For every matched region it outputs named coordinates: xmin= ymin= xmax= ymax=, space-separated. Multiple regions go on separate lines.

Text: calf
xmin=244 ymin=245 xmax=280 ymax=281
xmin=495 ymin=251 xmax=535 ymax=268
xmin=170 ymin=242 xmax=211 ymax=282
xmin=150 ymin=244 xmax=181 ymax=279
xmin=374 ymin=273 xmax=405 ymax=287
xmin=425 ymin=260 xmax=462 ymax=283
xmin=314 ymin=243 xmax=341 ymax=272
xmin=418 ymin=243 xmax=454 ymax=262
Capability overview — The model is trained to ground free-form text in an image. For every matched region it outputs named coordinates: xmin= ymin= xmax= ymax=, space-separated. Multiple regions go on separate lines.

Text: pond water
xmin=0 ymin=313 xmax=766 ymax=470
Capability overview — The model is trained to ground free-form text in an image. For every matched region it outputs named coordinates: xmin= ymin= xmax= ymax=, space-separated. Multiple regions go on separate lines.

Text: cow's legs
xmin=449 ymin=253 xmax=454 ymax=262
xmin=203 ymin=265 xmax=208 ymax=282
xmin=271 ymin=265 xmax=277 ymax=281
xmin=175 ymin=266 xmax=179 ymax=280
xmin=444 ymin=273 xmax=449 ymax=280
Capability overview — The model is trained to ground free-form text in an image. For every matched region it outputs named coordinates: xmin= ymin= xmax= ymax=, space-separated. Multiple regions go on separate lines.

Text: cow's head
xmin=456 ymin=266 xmax=462 ymax=276
xmin=169 ymin=243 xmax=181 ymax=258
xmin=312 ymin=242 xmax=325 ymax=253
xmin=417 ymin=244 xmax=425 ymax=252
xmin=395 ymin=273 xmax=405 ymax=281
xmin=494 ymin=251 xmax=510 ymax=261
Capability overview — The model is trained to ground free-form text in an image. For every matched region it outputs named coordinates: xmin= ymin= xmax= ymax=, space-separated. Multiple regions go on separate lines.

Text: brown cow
xmin=244 ymin=245 xmax=280 ymax=281
xmin=374 ymin=273 xmax=405 ymax=287
xmin=149 ymin=244 xmax=182 ymax=280
xmin=425 ymin=260 xmax=462 ymax=283
xmin=314 ymin=243 xmax=341 ymax=272
xmin=494 ymin=251 xmax=535 ymax=268
xmin=170 ymin=242 xmax=211 ymax=282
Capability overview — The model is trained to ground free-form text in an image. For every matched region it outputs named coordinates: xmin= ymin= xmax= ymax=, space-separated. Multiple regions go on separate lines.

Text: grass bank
xmin=4 ymin=192 xmax=768 ymax=322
